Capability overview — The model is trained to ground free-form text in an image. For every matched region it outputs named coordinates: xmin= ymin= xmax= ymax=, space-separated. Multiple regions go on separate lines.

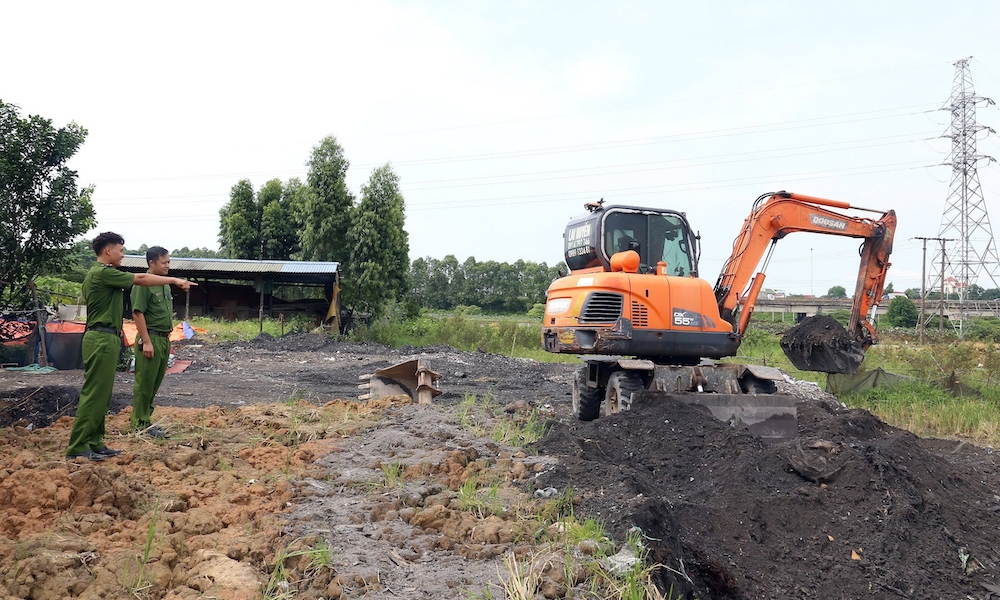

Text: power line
xmin=89 ymin=131 xmax=938 ymax=205
xmin=375 ymin=61 xmax=950 ymax=137
xmin=92 ymin=158 xmax=933 ymax=221
xmin=87 ymin=102 xmax=940 ymax=186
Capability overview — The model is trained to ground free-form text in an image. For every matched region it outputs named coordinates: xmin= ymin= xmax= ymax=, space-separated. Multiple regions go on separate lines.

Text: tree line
xmin=409 ymin=256 xmax=564 ymax=314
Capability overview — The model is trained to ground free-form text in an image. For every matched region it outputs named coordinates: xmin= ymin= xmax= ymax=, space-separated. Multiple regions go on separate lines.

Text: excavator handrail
xmin=713 ymin=192 xmax=896 ymax=348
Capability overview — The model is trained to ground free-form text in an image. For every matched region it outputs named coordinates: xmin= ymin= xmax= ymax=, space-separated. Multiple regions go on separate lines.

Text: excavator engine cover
xmin=779 ymin=315 xmax=865 ymax=375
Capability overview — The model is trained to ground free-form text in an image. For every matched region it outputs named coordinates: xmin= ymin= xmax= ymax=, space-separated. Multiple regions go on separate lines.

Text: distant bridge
xmin=754 ymin=298 xmax=1000 ymax=319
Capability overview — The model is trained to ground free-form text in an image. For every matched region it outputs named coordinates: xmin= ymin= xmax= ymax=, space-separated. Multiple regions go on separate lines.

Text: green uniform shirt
xmin=131 ymin=282 xmax=174 ymax=333
xmin=83 ymin=263 xmax=136 ymax=330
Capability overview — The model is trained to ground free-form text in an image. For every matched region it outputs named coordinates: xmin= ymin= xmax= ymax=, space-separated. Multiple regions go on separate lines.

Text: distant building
xmin=943 ymin=277 xmax=967 ymax=296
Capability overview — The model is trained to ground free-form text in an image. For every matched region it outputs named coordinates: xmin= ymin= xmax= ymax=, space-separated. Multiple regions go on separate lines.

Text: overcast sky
xmin=5 ymin=1 xmax=1000 ymax=296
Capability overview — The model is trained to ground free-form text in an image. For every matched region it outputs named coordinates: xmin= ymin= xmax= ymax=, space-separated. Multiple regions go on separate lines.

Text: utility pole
xmin=915 ymin=237 xmax=954 ymax=338
xmin=931 ymin=57 xmax=998 ymax=333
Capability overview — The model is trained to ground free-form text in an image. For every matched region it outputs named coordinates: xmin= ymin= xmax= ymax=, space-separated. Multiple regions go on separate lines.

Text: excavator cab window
xmin=604 ymin=211 xmax=693 ymax=276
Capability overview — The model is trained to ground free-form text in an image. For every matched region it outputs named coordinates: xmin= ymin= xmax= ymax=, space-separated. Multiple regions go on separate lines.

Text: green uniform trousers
xmin=131 ymin=335 xmax=170 ymax=430
xmin=66 ymin=330 xmax=121 ymax=456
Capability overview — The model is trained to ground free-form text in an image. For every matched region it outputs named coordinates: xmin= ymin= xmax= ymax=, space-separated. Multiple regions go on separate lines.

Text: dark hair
xmin=92 ymin=232 xmax=125 ymax=256
xmin=145 ymin=246 xmax=169 ymax=265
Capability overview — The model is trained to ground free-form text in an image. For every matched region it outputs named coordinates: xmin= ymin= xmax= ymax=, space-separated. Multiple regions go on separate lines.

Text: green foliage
xmin=841 ymin=380 xmax=1000 ymax=444
xmin=218 ymin=179 xmax=259 ymax=258
xmin=218 ymin=178 xmax=301 ymax=260
xmin=409 ymin=255 xmax=563 ymax=313
xmin=825 ymin=309 xmax=851 ymax=326
xmin=32 ymin=275 xmax=82 ymax=305
xmin=885 ymin=295 xmax=918 ymax=328
xmin=49 ymin=239 xmax=96 ymax=282
xmin=0 ymin=101 xmax=96 ymax=309
xmin=170 ymin=246 xmax=220 ymax=258
xmin=300 ymin=136 xmax=354 ymax=263
xmin=342 ymin=164 xmax=409 ymax=319
xmin=349 ymin=312 xmax=552 ymax=356
xmin=185 ymin=316 xmax=320 ymax=342
xmin=825 ymin=285 xmax=847 ymax=299
xmin=124 ymin=500 xmax=162 ymax=596
xmin=967 ymin=317 xmax=1000 ymax=343
xmin=263 ymin=539 xmax=334 ymax=599
xmin=526 ymin=303 xmax=545 ymax=318
xmin=259 ymin=178 xmax=301 ymax=260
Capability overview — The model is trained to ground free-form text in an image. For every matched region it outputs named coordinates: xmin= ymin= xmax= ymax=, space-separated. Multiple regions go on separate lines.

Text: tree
xmin=218 ymin=179 xmax=260 ymax=258
xmin=884 ymin=282 xmax=894 ymax=294
xmin=258 ymin=178 xmax=300 ymax=260
xmin=218 ymin=178 xmax=301 ymax=260
xmin=885 ymin=295 xmax=918 ymax=328
xmin=55 ymin=239 xmax=98 ymax=282
xmin=300 ymin=136 xmax=354 ymax=262
xmin=0 ymin=102 xmax=95 ymax=307
xmin=904 ymin=287 xmax=921 ymax=300
xmin=825 ymin=285 xmax=847 ymax=299
xmin=342 ymin=164 xmax=409 ymax=317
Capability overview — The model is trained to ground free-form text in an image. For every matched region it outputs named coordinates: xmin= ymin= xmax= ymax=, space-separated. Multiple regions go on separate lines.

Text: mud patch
xmin=0 ymin=386 xmax=136 ymax=429
xmin=0 ymin=386 xmax=81 ymax=428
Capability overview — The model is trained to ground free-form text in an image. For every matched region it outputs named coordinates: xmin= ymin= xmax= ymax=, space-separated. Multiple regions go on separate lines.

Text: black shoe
xmin=67 ymin=450 xmax=107 ymax=462
xmin=94 ymin=446 xmax=122 ymax=457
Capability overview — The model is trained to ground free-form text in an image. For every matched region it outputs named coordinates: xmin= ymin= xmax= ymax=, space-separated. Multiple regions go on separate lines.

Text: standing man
xmin=131 ymin=246 xmax=175 ymax=438
xmin=66 ymin=233 xmax=195 ymax=461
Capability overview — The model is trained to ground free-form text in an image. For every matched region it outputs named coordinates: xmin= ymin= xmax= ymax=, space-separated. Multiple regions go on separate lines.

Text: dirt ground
xmin=0 ymin=333 xmax=998 ymax=599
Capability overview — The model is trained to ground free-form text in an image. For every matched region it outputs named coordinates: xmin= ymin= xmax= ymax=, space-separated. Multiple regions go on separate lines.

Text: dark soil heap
xmin=532 ymin=396 xmax=1000 ymax=599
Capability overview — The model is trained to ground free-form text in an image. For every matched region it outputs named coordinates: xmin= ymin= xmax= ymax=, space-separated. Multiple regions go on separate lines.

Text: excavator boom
xmin=713 ymin=191 xmax=896 ymax=373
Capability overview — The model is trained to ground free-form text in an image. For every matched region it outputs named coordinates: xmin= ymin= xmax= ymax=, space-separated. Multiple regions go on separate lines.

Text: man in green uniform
xmin=131 ymin=246 xmax=175 ymax=437
xmin=66 ymin=233 xmax=195 ymax=461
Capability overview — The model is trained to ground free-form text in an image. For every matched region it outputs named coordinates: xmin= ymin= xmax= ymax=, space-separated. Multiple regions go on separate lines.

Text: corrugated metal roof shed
xmin=119 ymin=256 xmax=339 ymax=284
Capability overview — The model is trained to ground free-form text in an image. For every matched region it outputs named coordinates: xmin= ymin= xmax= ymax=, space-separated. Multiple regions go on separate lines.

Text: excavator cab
xmin=565 ymin=205 xmax=699 ymax=277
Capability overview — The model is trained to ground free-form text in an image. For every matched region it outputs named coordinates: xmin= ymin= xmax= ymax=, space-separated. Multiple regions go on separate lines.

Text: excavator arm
xmin=713 ymin=191 xmax=896 ymax=372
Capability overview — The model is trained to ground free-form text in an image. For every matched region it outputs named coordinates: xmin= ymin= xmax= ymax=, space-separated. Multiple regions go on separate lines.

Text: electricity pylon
xmin=929 ymin=57 xmax=997 ymax=334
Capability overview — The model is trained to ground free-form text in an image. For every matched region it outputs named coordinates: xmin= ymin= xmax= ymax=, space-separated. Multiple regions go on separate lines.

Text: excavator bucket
xmin=358 ymin=359 xmax=442 ymax=404
xmin=632 ymin=390 xmax=797 ymax=442
xmin=631 ymin=363 xmax=797 ymax=441
xmin=779 ymin=315 xmax=865 ymax=375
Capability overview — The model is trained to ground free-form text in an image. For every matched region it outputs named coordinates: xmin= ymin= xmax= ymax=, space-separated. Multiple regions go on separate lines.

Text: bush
xmin=32 ymin=275 xmax=82 ymax=307
xmin=824 ymin=309 xmax=851 ymax=327
xmin=885 ymin=296 xmax=918 ymax=328
xmin=966 ymin=317 xmax=1000 ymax=342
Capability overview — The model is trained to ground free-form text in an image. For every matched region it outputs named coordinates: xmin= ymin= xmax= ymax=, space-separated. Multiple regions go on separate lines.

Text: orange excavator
xmin=542 ymin=191 xmax=896 ymax=440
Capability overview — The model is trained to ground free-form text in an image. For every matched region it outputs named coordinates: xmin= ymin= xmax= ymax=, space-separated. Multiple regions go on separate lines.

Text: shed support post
xmin=258 ymin=277 xmax=265 ymax=333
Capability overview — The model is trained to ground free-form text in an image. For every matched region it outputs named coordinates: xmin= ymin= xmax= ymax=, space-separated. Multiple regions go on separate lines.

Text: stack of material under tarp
xmin=825 ymin=367 xmax=912 ymax=395
xmin=122 ymin=321 xmax=206 ymax=346
xmin=44 ymin=321 xmax=86 ymax=370
xmin=0 ymin=319 xmax=37 ymax=367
